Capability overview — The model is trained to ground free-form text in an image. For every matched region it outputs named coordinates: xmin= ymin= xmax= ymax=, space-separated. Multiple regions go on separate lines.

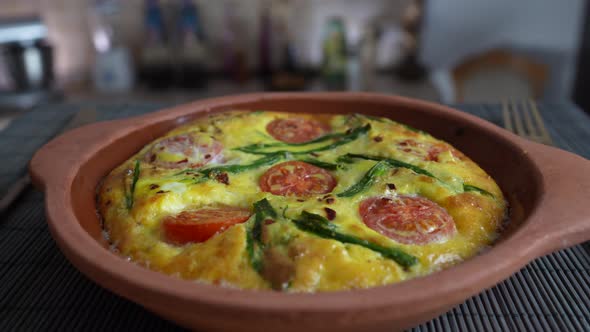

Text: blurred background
xmin=0 ymin=0 xmax=588 ymax=126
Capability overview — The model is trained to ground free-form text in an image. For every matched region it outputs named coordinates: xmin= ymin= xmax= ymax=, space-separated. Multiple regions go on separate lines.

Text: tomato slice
xmin=259 ymin=161 xmax=337 ymax=196
xmin=266 ymin=118 xmax=330 ymax=143
xmin=145 ymin=133 xmax=223 ymax=169
xmin=359 ymin=196 xmax=456 ymax=245
xmin=163 ymin=207 xmax=251 ymax=244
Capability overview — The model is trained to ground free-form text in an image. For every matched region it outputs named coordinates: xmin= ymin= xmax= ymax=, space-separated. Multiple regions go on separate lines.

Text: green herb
xmin=176 ymin=153 xmax=285 ymax=183
xmin=125 ymin=160 xmax=141 ymax=210
xmin=336 ymin=154 xmax=463 ymax=195
xmin=383 ymin=158 xmax=436 ymax=178
xmin=200 ymin=153 xmax=284 ymax=177
xmin=336 ymin=154 xmax=357 ymax=164
xmin=175 ymin=153 xmax=338 ymax=185
xmin=245 ymin=231 xmax=261 ymax=272
xmin=463 ymin=184 xmax=494 ymax=198
xmin=336 ymin=161 xmax=390 ymax=197
xmin=235 ymin=125 xmax=371 ymax=155
xmin=253 ymin=199 xmax=277 ymax=243
xmin=240 ymin=125 xmax=358 ymax=148
xmin=247 ymin=199 xmax=278 ymax=272
xmin=298 ymin=158 xmax=339 ymax=170
xmin=240 ymin=132 xmax=339 ymax=149
xmin=292 ymin=211 xmax=418 ymax=268
xmin=340 ymin=153 xmax=436 ymax=178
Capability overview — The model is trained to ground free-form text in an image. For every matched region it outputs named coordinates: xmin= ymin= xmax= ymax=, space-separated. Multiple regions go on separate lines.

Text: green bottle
xmin=321 ymin=17 xmax=348 ymax=89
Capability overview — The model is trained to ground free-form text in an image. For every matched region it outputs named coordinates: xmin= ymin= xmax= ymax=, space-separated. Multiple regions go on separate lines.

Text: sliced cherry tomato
xmin=359 ymin=195 xmax=456 ymax=245
xmin=266 ymin=118 xmax=330 ymax=143
xmin=145 ymin=133 xmax=223 ymax=169
xmin=259 ymin=161 xmax=336 ymax=196
xmin=163 ymin=207 xmax=251 ymax=244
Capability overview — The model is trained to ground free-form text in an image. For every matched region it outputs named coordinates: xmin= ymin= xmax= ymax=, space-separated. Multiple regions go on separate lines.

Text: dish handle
xmin=525 ymin=141 xmax=590 ymax=254
xmin=29 ymin=119 xmax=134 ymax=191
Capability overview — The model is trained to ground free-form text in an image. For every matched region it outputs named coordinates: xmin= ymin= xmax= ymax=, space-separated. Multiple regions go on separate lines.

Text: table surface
xmin=1 ymin=101 xmax=589 ymax=331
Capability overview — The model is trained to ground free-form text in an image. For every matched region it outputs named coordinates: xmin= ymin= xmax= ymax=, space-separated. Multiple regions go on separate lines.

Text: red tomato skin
xmin=259 ymin=161 xmax=337 ymax=197
xmin=163 ymin=208 xmax=251 ymax=245
xmin=266 ymin=118 xmax=330 ymax=143
xmin=359 ymin=196 xmax=456 ymax=245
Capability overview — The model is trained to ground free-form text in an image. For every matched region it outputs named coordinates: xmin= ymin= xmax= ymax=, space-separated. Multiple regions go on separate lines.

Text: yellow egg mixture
xmin=98 ymin=111 xmax=507 ymax=292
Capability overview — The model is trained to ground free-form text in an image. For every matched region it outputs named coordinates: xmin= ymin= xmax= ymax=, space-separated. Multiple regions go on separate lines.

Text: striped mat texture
xmin=0 ymin=101 xmax=589 ymax=331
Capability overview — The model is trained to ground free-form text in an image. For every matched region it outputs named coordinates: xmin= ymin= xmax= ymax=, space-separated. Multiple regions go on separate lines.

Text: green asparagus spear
xmin=338 ymin=153 xmax=436 ymax=178
xmin=297 ymin=158 xmax=340 ymax=170
xmin=336 ymin=161 xmax=390 ymax=197
xmin=292 ymin=211 xmax=418 ymax=268
xmin=247 ymin=198 xmax=278 ymax=272
xmin=463 ymin=184 xmax=494 ymax=198
xmin=125 ymin=160 xmax=141 ymax=210
xmin=175 ymin=153 xmax=285 ymax=183
xmin=235 ymin=125 xmax=371 ymax=155
xmin=199 ymin=153 xmax=284 ymax=178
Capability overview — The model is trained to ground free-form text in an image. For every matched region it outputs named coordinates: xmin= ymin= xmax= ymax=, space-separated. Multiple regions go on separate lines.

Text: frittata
xmin=98 ymin=111 xmax=507 ymax=292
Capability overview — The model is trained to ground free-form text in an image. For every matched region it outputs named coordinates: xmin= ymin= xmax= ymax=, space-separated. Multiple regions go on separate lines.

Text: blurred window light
xmin=0 ymin=22 xmax=47 ymax=44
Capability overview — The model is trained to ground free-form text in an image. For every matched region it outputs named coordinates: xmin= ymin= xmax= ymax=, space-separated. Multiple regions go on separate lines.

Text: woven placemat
xmin=0 ymin=102 xmax=589 ymax=331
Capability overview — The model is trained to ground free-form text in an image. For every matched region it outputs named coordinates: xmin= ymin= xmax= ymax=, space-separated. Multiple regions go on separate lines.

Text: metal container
xmin=0 ymin=17 xmax=57 ymax=110
xmin=0 ymin=40 xmax=54 ymax=92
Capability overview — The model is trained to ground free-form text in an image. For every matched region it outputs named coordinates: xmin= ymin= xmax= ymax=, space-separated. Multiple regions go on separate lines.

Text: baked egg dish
xmin=98 ymin=111 xmax=507 ymax=292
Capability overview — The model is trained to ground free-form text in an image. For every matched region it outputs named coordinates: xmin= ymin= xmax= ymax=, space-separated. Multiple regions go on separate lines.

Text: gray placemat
xmin=0 ymin=101 xmax=589 ymax=331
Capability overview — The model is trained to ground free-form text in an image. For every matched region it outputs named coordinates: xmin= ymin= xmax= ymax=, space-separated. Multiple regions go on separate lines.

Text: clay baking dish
xmin=30 ymin=93 xmax=590 ymax=331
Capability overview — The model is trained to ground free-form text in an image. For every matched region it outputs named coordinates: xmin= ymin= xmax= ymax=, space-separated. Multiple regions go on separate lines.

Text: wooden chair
xmin=452 ymin=49 xmax=548 ymax=103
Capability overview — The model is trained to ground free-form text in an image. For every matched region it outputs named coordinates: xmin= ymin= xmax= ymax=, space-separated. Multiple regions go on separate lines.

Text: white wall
xmin=420 ymin=0 xmax=585 ymax=68
xmin=419 ymin=0 xmax=586 ymax=100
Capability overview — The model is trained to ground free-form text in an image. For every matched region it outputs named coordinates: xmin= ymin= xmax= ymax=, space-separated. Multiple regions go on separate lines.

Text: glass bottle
xmin=139 ymin=0 xmax=174 ymax=89
xmin=321 ymin=17 xmax=348 ymax=90
xmin=177 ymin=0 xmax=208 ymax=89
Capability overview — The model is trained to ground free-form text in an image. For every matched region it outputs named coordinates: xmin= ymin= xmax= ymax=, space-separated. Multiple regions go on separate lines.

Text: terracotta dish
xmin=30 ymin=93 xmax=590 ymax=331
